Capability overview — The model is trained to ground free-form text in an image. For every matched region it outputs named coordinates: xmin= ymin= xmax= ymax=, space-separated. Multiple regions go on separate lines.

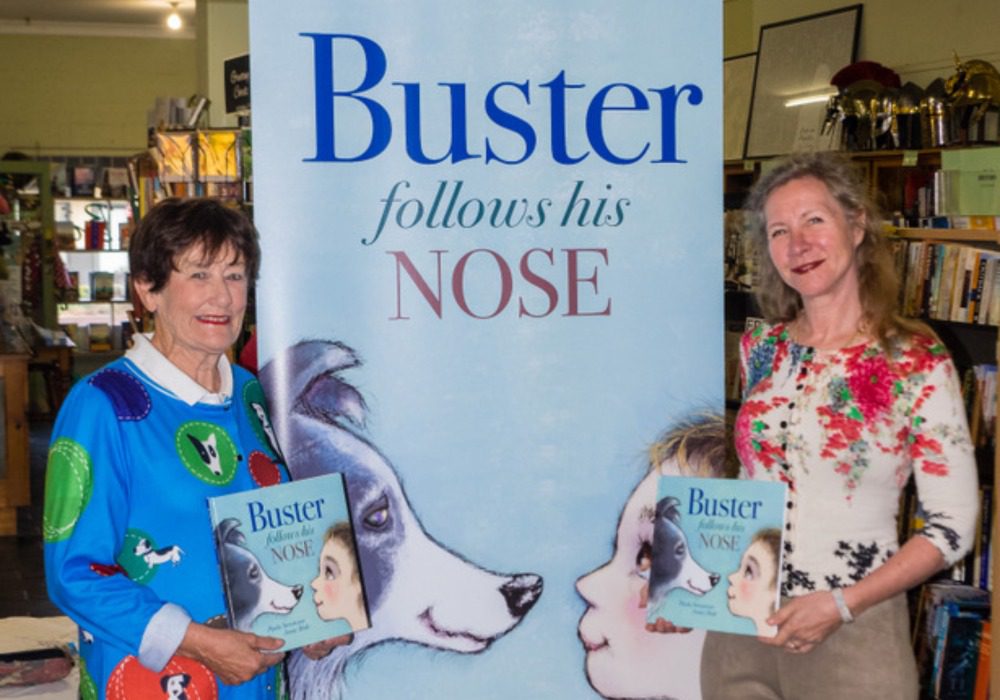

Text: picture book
xmin=207 ymin=473 xmax=370 ymax=651
xmin=646 ymin=476 xmax=787 ymax=637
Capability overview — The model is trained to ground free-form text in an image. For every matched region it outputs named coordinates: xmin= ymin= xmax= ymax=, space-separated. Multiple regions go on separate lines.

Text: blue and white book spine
xmin=207 ymin=473 xmax=370 ymax=650
xmin=646 ymin=476 xmax=787 ymax=637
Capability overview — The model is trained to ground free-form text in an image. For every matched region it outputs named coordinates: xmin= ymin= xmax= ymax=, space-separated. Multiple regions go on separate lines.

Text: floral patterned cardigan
xmin=736 ymin=322 xmax=979 ymax=596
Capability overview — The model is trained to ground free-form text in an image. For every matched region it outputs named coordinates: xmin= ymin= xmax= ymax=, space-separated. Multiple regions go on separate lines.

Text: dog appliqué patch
xmin=115 ymin=528 xmax=184 ymax=584
xmin=243 ymin=380 xmax=281 ymax=458
xmin=175 ymin=422 xmax=238 ymax=484
xmin=106 ymin=655 xmax=217 ymax=700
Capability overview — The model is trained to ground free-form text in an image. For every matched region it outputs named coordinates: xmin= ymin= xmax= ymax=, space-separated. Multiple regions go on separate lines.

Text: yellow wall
xmin=725 ymin=0 xmax=1000 ymax=85
xmin=197 ymin=0 xmax=249 ymax=129
xmin=0 ymin=34 xmax=196 ymax=157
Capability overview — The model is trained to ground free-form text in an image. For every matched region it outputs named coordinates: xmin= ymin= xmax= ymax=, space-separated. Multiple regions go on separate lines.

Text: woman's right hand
xmin=179 ymin=622 xmax=285 ymax=685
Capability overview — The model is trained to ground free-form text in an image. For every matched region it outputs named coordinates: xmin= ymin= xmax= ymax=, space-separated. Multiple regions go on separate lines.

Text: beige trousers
xmin=700 ymin=594 xmax=919 ymax=700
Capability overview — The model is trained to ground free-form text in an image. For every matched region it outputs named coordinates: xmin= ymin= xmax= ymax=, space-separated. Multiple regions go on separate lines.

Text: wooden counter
xmin=0 ymin=353 xmax=30 ymax=535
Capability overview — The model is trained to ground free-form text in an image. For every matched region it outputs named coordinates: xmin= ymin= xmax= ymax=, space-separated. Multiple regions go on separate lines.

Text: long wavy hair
xmin=743 ymin=152 xmax=932 ymax=349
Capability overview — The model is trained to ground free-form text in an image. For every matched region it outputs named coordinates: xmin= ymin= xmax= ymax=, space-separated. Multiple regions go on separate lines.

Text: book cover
xmin=646 ymin=476 xmax=787 ymax=637
xmin=90 ymin=271 xmax=114 ymax=301
xmin=197 ymin=131 xmax=239 ymax=182
xmin=977 ymin=256 xmax=997 ymax=325
xmin=933 ymin=601 xmax=990 ymax=699
xmin=155 ymin=132 xmax=195 ymax=183
xmin=938 ymin=612 xmax=986 ymax=700
xmin=937 ymin=244 xmax=961 ymax=321
xmin=88 ymin=323 xmax=111 ymax=352
xmin=914 ymin=583 xmax=990 ymax=696
xmin=207 ymin=473 xmax=370 ymax=651
xmin=973 ymin=620 xmax=991 ymax=700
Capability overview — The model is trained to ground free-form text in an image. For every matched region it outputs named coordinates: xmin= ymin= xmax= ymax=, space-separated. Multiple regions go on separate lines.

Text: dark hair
xmin=743 ymin=152 xmax=931 ymax=348
xmin=129 ymin=197 xmax=260 ymax=292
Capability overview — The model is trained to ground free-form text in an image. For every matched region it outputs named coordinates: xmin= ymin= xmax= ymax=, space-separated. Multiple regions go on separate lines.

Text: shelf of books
xmin=52 ymin=195 xmax=133 ymax=353
xmin=131 ymin=127 xmax=250 ymax=218
xmin=894 ymin=227 xmax=999 ymax=698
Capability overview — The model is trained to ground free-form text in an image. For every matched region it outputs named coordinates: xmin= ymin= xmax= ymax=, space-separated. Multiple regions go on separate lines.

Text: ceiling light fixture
xmin=166 ymin=3 xmax=182 ymax=31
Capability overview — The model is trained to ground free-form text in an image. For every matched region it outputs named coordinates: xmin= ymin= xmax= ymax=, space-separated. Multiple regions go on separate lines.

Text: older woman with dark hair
xmin=43 ymin=198 xmax=338 ymax=699
xmin=697 ymin=152 xmax=979 ymax=699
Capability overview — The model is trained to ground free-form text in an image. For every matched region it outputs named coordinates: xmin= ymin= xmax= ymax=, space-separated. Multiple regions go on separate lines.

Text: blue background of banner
xmin=250 ymin=2 xmax=721 ymax=697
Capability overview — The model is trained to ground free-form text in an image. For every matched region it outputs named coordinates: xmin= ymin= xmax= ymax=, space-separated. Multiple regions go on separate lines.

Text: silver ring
xmin=788 ymin=641 xmax=799 ymax=651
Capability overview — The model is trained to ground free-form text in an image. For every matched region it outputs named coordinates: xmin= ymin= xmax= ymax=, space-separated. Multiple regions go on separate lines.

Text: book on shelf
xmin=103 ymin=167 xmax=130 ymax=199
xmin=71 ymin=166 xmax=95 ymax=197
xmin=197 ymin=130 xmax=240 ymax=182
xmin=155 ymin=132 xmax=196 ymax=183
xmin=940 ymin=148 xmax=1000 ymax=217
xmin=88 ymin=323 xmax=112 ymax=352
xmin=207 ymin=473 xmax=370 ymax=651
xmin=936 ymin=607 xmax=988 ymax=699
xmin=895 ymin=239 xmax=1000 ymax=326
xmin=973 ymin=621 xmax=992 ymax=700
xmin=90 ymin=272 xmax=114 ymax=301
xmin=646 ymin=475 xmax=787 ymax=637
xmin=913 ymin=581 xmax=991 ymax=700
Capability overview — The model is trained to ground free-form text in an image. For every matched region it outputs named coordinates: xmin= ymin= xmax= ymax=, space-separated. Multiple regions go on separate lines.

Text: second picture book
xmin=207 ymin=472 xmax=370 ymax=650
xmin=646 ymin=475 xmax=787 ymax=637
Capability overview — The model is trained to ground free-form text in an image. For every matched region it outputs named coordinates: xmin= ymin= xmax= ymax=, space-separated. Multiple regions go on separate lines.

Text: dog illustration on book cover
xmin=215 ymin=517 xmax=304 ymax=630
xmin=260 ymin=340 xmax=543 ymax=699
xmin=647 ymin=495 xmax=720 ymax=611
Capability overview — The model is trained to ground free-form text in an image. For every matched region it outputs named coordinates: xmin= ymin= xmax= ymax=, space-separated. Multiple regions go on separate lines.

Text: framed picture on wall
xmin=724 ymin=53 xmax=756 ymax=161
xmin=744 ymin=5 xmax=862 ymax=159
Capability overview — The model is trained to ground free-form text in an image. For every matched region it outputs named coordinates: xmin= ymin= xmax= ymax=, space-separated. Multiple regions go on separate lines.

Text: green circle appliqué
xmin=43 ymin=438 xmax=93 ymax=543
xmin=176 ymin=422 xmax=238 ymax=484
xmin=78 ymin=657 xmax=98 ymax=700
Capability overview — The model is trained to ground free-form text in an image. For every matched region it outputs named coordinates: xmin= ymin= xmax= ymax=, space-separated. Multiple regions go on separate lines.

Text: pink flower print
xmin=734 ymin=408 xmax=756 ymax=475
xmin=847 ymin=355 xmax=894 ymax=421
xmin=921 ymin=461 xmax=949 ymax=476
xmin=909 ymin=433 xmax=943 ymax=460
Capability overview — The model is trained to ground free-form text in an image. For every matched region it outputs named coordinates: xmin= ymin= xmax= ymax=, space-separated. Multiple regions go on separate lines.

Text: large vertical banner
xmin=250 ymin=2 xmax=722 ymax=698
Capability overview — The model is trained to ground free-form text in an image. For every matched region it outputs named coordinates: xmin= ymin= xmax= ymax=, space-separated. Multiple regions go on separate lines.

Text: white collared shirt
xmin=125 ymin=333 xmax=233 ymax=406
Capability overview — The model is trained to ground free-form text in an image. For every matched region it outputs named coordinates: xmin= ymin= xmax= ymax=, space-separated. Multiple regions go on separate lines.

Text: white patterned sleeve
xmin=909 ymin=355 xmax=980 ymax=566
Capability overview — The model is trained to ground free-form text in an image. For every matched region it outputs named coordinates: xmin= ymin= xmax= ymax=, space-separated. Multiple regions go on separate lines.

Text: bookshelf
xmin=723 ymin=149 xmax=1000 ymax=698
xmin=895 ymin=228 xmax=1000 ymax=245
xmin=0 ymin=160 xmax=57 ymax=330
xmin=52 ymin=196 xmax=133 ymax=353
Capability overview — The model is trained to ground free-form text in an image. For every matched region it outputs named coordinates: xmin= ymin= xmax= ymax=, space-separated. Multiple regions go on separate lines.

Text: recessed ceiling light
xmin=166 ymin=2 xmax=182 ymax=31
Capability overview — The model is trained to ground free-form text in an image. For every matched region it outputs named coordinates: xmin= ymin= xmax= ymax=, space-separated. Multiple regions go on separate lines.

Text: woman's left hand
xmin=758 ymin=591 xmax=842 ymax=654
xmin=301 ymin=634 xmax=354 ymax=660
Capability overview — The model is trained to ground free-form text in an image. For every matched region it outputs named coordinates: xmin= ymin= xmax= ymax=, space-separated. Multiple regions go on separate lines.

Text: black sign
xmin=224 ymin=54 xmax=250 ymax=114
